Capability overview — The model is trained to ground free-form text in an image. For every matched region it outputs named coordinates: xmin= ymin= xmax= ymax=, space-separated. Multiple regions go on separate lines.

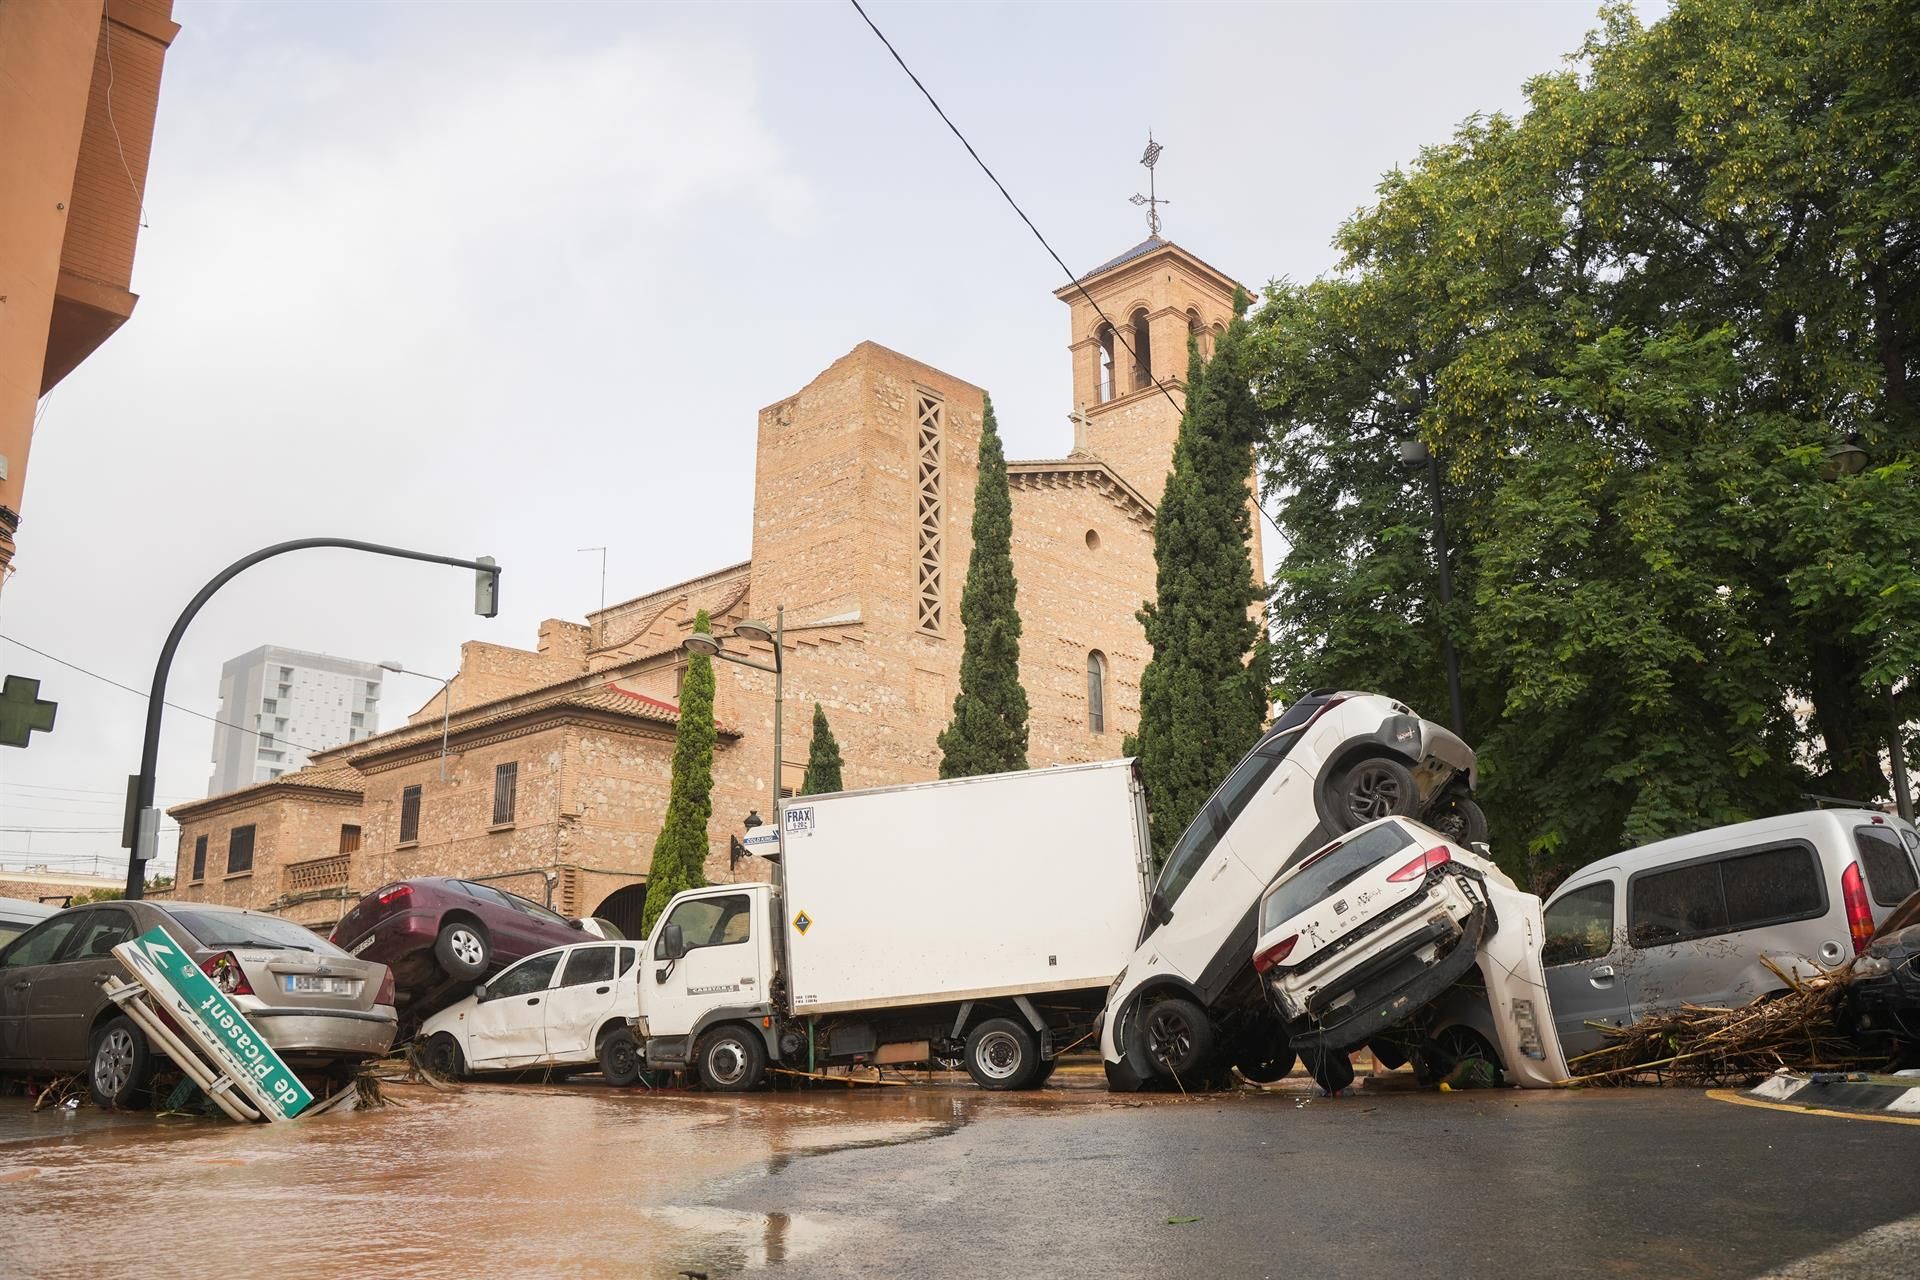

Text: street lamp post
xmin=684 ymin=606 xmax=786 ymax=883
xmin=121 ymin=538 xmax=501 ymax=900
xmin=1399 ymin=439 xmax=1467 ymax=738
xmin=379 ymin=661 xmax=453 ymax=780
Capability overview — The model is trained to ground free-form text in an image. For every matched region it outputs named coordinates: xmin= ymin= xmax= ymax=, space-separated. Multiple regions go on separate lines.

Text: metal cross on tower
xmin=1130 ymin=133 xmax=1169 ymax=237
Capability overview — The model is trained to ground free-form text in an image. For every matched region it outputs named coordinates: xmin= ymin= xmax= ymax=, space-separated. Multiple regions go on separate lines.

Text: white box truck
xmin=631 ymin=758 xmax=1152 ymax=1090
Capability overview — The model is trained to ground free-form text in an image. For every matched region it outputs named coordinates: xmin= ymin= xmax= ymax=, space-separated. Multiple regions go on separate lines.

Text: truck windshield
xmin=1259 ymin=822 xmax=1414 ymax=933
xmin=1154 ymin=734 xmax=1297 ymax=911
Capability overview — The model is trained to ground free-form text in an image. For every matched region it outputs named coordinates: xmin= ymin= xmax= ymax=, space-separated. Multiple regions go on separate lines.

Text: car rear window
xmin=1855 ymin=825 xmax=1919 ymax=907
xmin=1259 ymin=821 xmax=1415 ymax=934
xmin=167 ymin=908 xmax=348 ymax=956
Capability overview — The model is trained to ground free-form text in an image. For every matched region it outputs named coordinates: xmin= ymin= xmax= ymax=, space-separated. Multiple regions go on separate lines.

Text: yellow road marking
xmin=1707 ymin=1087 xmax=1920 ymax=1127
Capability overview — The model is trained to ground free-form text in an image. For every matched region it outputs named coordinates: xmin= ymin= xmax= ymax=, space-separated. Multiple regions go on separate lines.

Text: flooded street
xmin=6 ymin=1074 xmax=1920 ymax=1279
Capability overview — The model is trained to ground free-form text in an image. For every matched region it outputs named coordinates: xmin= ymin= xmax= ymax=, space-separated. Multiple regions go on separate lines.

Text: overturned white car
xmin=1254 ymin=817 xmax=1567 ymax=1090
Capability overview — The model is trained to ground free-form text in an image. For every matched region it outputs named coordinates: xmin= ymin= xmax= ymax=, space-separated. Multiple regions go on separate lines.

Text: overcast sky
xmin=0 ymin=0 xmax=1644 ymax=879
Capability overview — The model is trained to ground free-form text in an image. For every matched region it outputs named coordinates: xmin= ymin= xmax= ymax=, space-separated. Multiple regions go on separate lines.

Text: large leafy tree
xmin=640 ymin=610 xmax=717 ymax=934
xmin=938 ymin=394 xmax=1031 ymax=777
xmin=1133 ymin=298 xmax=1273 ymax=863
xmin=801 ymin=702 xmax=844 ymax=795
xmin=1250 ymin=0 xmax=1920 ymax=882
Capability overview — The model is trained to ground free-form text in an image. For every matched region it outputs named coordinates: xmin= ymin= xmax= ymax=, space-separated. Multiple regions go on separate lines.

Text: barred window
xmin=399 ymin=785 xmax=422 ymax=844
xmin=227 ymin=825 xmax=256 ymax=875
xmin=913 ymin=393 xmax=945 ymax=634
xmin=493 ymin=762 xmax=518 ymax=826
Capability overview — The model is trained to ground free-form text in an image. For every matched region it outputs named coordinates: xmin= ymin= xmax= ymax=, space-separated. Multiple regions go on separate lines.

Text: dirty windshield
xmin=166 ymin=907 xmax=346 ymax=956
xmin=1259 ymin=821 xmax=1415 ymax=933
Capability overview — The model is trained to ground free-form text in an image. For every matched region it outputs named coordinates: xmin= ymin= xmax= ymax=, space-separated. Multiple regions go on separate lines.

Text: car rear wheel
xmin=421 ymin=1032 xmax=465 ymax=1080
xmin=1302 ymin=1044 xmax=1356 ymax=1094
xmin=435 ymin=921 xmax=491 ymax=982
xmin=1233 ymin=1039 xmax=1298 ymax=1085
xmin=1416 ymin=1026 xmax=1503 ymax=1088
xmin=1139 ymin=997 xmax=1214 ymax=1083
xmin=964 ymin=1017 xmax=1041 ymax=1090
xmin=1429 ymin=795 xmax=1489 ymax=846
xmin=598 ymin=1028 xmax=642 ymax=1087
xmin=87 ymin=1017 xmax=151 ymax=1110
xmin=696 ymin=1026 xmax=766 ymax=1092
xmin=1329 ymin=756 xmax=1421 ymax=832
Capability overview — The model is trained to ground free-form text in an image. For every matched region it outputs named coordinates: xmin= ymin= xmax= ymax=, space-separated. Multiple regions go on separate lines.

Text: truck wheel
xmin=1329 ymin=756 xmax=1419 ymax=832
xmin=1032 ymin=1056 xmax=1059 ymax=1085
xmin=598 ymin=1028 xmax=642 ymax=1087
xmin=964 ymin=1018 xmax=1039 ymax=1090
xmin=420 ymin=1032 xmax=466 ymax=1080
xmin=1139 ymin=997 xmax=1214 ymax=1082
xmin=696 ymin=1026 xmax=766 ymax=1092
xmin=87 ymin=1016 xmax=151 ymax=1110
xmin=435 ymin=920 xmax=491 ymax=981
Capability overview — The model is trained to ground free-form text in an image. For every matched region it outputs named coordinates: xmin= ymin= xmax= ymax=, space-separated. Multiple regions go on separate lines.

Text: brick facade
xmin=168 ymin=241 xmax=1251 ymax=932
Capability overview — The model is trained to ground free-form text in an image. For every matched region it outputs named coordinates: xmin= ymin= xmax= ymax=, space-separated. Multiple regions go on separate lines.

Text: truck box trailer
xmin=634 ymin=758 xmax=1152 ymax=1090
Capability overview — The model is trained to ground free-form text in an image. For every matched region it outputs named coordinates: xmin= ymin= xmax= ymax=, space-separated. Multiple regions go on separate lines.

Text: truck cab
xmin=637 ymin=883 xmax=782 ymax=1090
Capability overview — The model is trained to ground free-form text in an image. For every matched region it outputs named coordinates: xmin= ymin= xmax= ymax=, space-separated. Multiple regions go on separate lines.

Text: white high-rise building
xmin=207 ymin=646 xmax=384 ymax=795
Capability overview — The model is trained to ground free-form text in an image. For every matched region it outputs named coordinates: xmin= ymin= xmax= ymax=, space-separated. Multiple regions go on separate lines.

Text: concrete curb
xmin=1741 ymin=1069 xmax=1920 ymax=1118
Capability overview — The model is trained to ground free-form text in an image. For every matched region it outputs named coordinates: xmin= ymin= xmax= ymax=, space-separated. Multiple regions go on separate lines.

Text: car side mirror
xmin=659 ymin=922 xmax=686 ymax=962
xmin=474 ymin=983 xmax=490 ymax=1003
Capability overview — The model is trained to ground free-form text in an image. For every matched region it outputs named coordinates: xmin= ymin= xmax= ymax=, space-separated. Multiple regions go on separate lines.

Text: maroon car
xmin=330 ymin=878 xmax=587 ymax=1024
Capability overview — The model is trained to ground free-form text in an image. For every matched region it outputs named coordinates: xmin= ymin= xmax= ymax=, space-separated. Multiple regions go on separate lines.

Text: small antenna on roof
xmin=1130 ymin=132 xmax=1168 ymax=238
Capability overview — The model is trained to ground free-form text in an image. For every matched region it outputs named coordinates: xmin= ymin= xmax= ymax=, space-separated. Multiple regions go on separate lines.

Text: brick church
xmin=168 ymin=238 xmax=1252 ymax=934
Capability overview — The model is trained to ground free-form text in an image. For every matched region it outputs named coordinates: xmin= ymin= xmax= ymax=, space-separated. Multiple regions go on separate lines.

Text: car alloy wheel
xmin=94 ymin=1026 xmax=137 ymax=1098
xmin=1345 ymin=760 xmax=1411 ymax=824
xmin=1146 ymin=1007 xmax=1195 ymax=1069
xmin=446 ymin=928 xmax=484 ymax=969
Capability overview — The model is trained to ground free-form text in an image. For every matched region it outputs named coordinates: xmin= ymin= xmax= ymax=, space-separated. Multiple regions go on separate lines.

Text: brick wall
xmin=171 ymin=790 xmax=363 ymax=914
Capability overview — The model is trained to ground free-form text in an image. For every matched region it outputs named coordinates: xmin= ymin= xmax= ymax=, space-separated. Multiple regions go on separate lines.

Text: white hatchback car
xmin=1255 ymin=817 xmax=1568 ymax=1090
xmin=418 ymin=940 xmax=644 ymax=1084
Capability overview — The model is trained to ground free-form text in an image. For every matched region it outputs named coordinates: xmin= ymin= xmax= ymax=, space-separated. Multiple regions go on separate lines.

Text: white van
xmin=1541 ymin=809 xmax=1920 ymax=1060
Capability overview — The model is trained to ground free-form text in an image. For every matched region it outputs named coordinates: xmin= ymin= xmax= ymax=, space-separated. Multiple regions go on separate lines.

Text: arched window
xmin=1187 ymin=308 xmax=1208 ymax=359
xmin=1096 ymin=324 xmax=1116 ymax=403
xmin=1130 ymin=309 xmax=1152 ymax=390
xmin=1087 ymin=650 xmax=1107 ymax=734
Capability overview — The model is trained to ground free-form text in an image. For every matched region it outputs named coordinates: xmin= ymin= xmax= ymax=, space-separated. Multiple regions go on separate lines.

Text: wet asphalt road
xmin=3 ymin=1072 xmax=1918 ymax=1279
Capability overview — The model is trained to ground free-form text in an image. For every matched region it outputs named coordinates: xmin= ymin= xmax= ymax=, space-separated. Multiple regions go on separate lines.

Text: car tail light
xmin=1841 ymin=861 xmax=1874 ymax=955
xmin=1253 ymin=935 xmax=1298 ymax=973
xmin=378 ymin=883 xmax=413 ymax=906
xmin=1387 ymin=845 xmax=1452 ymax=883
xmin=201 ymin=951 xmax=253 ymax=996
xmin=375 ymin=969 xmax=395 ymax=1007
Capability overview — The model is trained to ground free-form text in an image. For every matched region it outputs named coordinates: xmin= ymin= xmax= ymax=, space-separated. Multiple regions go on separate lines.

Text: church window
xmin=1131 ymin=309 xmax=1153 ymax=390
xmin=914 ymin=392 xmax=945 ymax=634
xmin=1085 ymin=528 xmax=1101 ymax=551
xmin=1096 ymin=324 xmax=1116 ymax=403
xmin=1187 ymin=308 xmax=1205 ymax=357
xmin=1087 ymin=650 xmax=1107 ymax=734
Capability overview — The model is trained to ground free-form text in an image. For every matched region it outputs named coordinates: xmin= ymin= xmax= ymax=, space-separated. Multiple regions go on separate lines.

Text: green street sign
xmin=0 ymin=675 xmax=57 ymax=748
xmin=115 ymin=926 xmax=314 ymax=1119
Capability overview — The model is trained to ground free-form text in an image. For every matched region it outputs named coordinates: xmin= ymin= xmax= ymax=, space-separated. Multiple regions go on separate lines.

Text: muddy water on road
xmin=0 ymin=1079 xmax=1132 ymax=1279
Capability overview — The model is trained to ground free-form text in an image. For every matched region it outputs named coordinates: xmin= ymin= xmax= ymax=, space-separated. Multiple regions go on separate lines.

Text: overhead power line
xmin=0 ymin=632 xmax=328 ymax=755
xmin=844 ymin=0 xmax=1290 ymax=552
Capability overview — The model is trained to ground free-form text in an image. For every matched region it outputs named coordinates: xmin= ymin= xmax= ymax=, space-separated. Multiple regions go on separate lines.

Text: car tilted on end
xmin=0 ymin=900 xmax=397 ymax=1108
xmin=417 ymin=940 xmax=646 ymax=1085
xmin=1254 ymin=817 xmax=1567 ymax=1090
xmin=1099 ymin=690 xmax=1483 ymax=1091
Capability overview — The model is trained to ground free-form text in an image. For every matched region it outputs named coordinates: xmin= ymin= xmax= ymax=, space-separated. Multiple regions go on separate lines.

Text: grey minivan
xmin=1541 ymin=809 xmax=1920 ymax=1059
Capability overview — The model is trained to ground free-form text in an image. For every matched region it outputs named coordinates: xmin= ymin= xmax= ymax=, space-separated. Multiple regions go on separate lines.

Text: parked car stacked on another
xmin=331 ymin=878 xmax=598 ymax=1031
xmin=0 ymin=900 xmax=397 ymax=1108
xmin=1100 ymin=690 xmax=1483 ymax=1091
xmin=417 ymin=940 xmax=645 ymax=1085
xmin=1254 ymin=817 xmax=1567 ymax=1091
xmin=1541 ymin=809 xmax=1920 ymax=1060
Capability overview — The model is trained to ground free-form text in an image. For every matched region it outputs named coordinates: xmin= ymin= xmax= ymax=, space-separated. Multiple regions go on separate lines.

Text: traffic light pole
xmin=122 ymin=538 xmax=501 ymax=899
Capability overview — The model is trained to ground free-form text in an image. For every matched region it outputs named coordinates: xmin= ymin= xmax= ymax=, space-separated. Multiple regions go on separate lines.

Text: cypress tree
xmin=938 ymin=393 xmax=1031 ymax=778
xmin=639 ymin=609 xmax=717 ymax=935
xmin=801 ymin=702 xmax=844 ymax=794
xmin=1132 ymin=293 xmax=1271 ymax=864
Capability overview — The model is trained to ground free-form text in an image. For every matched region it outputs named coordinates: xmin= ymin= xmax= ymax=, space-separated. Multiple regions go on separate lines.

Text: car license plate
xmin=285 ymin=975 xmax=358 ymax=995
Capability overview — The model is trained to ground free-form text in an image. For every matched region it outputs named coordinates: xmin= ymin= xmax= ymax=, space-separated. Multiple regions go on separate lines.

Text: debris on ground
xmin=32 ymin=1075 xmax=88 ymax=1113
xmin=1567 ymin=957 xmax=1878 ymax=1086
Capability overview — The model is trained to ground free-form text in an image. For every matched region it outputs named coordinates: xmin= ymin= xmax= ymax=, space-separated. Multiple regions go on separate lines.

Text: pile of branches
xmin=1567 ymin=957 xmax=1879 ymax=1087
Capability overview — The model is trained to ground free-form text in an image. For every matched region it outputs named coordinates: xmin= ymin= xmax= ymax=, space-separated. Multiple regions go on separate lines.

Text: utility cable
xmin=0 ymin=633 xmax=328 ymax=755
xmin=845 ymin=0 xmax=1290 ymax=552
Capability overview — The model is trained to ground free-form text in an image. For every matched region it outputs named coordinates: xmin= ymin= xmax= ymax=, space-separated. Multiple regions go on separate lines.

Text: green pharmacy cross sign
xmin=0 ymin=675 xmax=57 ymax=748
